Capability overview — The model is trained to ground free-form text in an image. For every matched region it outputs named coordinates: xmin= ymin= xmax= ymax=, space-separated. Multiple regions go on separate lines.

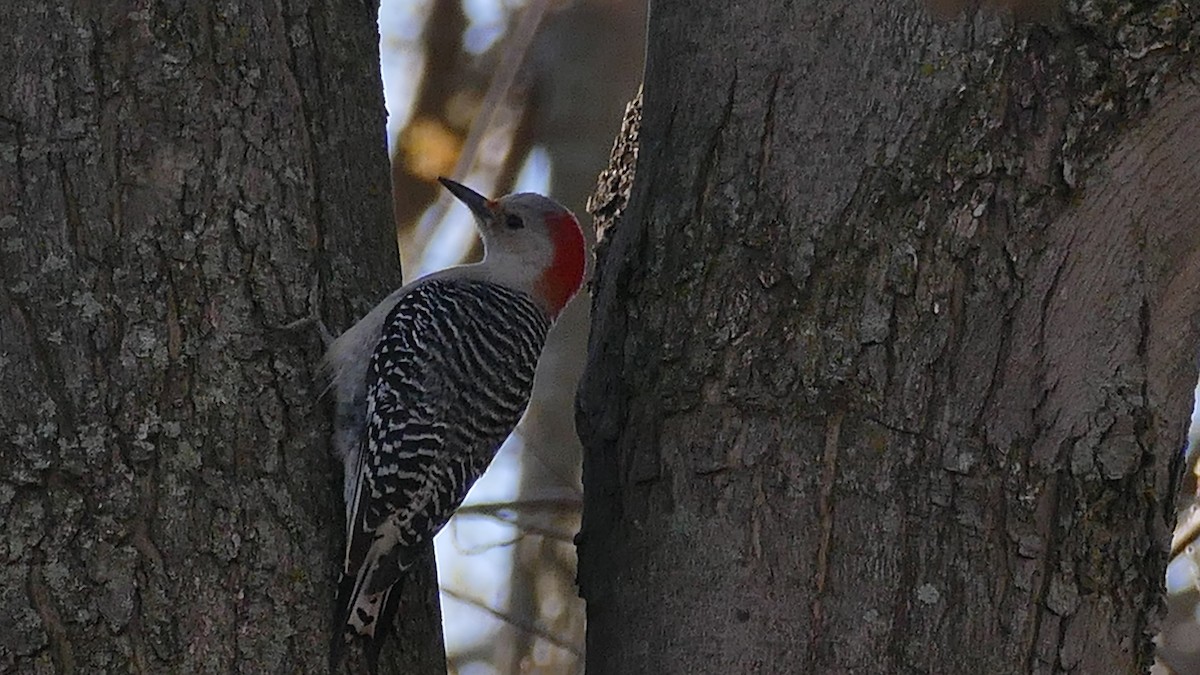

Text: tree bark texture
xmin=578 ymin=2 xmax=1200 ymax=673
xmin=0 ymin=2 xmax=442 ymax=673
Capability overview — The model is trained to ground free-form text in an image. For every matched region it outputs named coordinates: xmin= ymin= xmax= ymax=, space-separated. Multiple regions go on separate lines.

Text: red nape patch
xmin=536 ymin=211 xmax=586 ymax=317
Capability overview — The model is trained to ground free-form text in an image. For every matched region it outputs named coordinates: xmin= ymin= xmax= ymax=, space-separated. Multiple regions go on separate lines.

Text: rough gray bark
xmin=0 ymin=2 xmax=442 ymax=673
xmin=578 ymin=2 xmax=1200 ymax=673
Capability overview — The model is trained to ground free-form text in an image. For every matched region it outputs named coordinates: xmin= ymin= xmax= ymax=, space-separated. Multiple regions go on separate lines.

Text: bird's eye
xmin=505 ymin=214 xmax=524 ymax=230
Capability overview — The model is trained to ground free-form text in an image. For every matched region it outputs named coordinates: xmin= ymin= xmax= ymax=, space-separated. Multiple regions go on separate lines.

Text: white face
xmin=476 ymin=193 xmax=567 ymax=271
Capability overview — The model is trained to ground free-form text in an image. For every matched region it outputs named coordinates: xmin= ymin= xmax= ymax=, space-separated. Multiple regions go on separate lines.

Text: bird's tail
xmin=330 ymin=562 xmax=405 ymax=673
xmin=363 ymin=583 xmax=404 ymax=670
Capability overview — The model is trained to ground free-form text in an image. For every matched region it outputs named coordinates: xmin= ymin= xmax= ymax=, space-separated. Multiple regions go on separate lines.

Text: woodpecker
xmin=323 ymin=178 xmax=585 ymax=669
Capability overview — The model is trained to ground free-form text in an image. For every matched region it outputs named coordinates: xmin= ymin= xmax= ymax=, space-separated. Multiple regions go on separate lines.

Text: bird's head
xmin=438 ymin=177 xmax=586 ymax=318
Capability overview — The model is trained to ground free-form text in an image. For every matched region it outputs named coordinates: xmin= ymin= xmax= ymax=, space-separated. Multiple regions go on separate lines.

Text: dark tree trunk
xmin=578 ymin=3 xmax=1200 ymax=673
xmin=0 ymin=2 xmax=442 ymax=673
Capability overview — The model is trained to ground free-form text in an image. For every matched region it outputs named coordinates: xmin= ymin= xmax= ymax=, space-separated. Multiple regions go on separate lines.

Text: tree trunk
xmin=578 ymin=3 xmax=1200 ymax=673
xmin=0 ymin=2 xmax=442 ymax=673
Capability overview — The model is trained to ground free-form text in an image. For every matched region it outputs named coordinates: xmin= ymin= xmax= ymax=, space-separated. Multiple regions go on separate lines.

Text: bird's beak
xmin=438 ymin=177 xmax=494 ymax=221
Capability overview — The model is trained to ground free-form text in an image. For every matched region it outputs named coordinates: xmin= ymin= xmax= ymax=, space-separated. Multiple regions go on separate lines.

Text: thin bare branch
xmin=1171 ymin=503 xmax=1200 ymax=560
xmin=440 ymin=585 xmax=584 ymax=656
xmin=454 ymin=497 xmax=582 ymax=517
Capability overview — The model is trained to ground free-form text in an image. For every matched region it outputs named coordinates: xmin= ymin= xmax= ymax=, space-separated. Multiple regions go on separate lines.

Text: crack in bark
xmin=125 ymin=602 xmax=150 ymax=675
xmin=864 ymin=413 xmax=931 ymax=440
xmin=28 ymin=563 xmax=75 ymax=674
xmin=57 ymin=155 xmax=87 ymax=261
xmin=972 ymin=288 xmax=1015 ymax=440
xmin=691 ymin=70 xmax=737 ymax=227
xmin=277 ymin=1 xmax=331 ymax=327
xmin=754 ymin=71 xmax=781 ymax=195
xmin=6 ymin=294 xmax=75 ymax=432
xmin=1022 ymin=454 xmax=1068 ymax=672
xmin=807 ymin=410 xmax=844 ymax=670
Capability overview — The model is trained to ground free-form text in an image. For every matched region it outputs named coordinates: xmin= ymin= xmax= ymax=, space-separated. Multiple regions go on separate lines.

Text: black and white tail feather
xmin=329 ymin=436 xmax=404 ymax=671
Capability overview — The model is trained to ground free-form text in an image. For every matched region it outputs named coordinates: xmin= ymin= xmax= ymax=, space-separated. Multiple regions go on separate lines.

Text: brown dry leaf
xmin=401 ymin=116 xmax=462 ymax=180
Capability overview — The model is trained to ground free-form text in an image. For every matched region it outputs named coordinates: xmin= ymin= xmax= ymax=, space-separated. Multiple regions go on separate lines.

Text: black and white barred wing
xmin=334 ymin=279 xmax=550 ymax=655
